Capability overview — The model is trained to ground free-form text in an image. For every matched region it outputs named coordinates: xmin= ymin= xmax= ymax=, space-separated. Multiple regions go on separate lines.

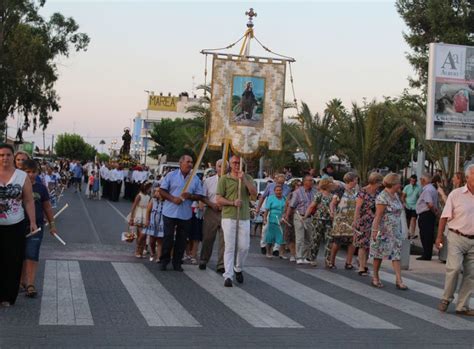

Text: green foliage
xmin=55 ymin=133 xmax=96 ymax=161
xmin=148 ymin=118 xmax=220 ymax=165
xmin=324 ymin=100 xmax=408 ymax=184
xmin=284 ymin=102 xmax=334 ymax=173
xmin=0 ymin=0 xmax=90 ymax=134
xmin=96 ymin=153 xmax=110 ymax=163
xmin=396 ymin=0 xmax=474 ymax=91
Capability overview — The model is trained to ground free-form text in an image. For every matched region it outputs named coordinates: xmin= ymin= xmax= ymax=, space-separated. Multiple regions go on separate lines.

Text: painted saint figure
xmin=240 ymin=82 xmax=258 ymax=120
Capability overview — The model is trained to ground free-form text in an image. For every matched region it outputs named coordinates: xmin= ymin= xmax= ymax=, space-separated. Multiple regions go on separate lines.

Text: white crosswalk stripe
xmin=40 ymin=260 xmax=93 ymax=326
xmin=112 ymin=262 xmax=201 ymax=327
xmin=378 ymin=271 xmax=474 ymax=303
xmin=246 ymin=267 xmax=399 ymax=329
xmin=300 ymin=269 xmax=474 ymax=330
xmin=184 ymin=266 xmax=303 ymax=328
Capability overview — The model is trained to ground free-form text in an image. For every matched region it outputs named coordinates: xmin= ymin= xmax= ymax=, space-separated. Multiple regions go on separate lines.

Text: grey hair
xmin=465 ymin=164 xmax=474 ymax=178
xmin=421 ymin=172 xmax=432 ymax=182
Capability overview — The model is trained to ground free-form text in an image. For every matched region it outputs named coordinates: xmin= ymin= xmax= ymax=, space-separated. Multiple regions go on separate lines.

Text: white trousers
xmin=222 ymin=218 xmax=250 ymax=279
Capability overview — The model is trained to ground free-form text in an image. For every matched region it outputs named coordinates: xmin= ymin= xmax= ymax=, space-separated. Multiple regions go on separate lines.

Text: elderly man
xmin=216 ymin=156 xmax=257 ymax=287
xmin=286 ymin=174 xmax=315 ymax=265
xmin=199 ymin=160 xmax=226 ymax=272
xmin=436 ymin=164 xmax=474 ymax=316
xmin=159 ymin=155 xmax=204 ymax=272
xmin=416 ymin=173 xmax=439 ymax=260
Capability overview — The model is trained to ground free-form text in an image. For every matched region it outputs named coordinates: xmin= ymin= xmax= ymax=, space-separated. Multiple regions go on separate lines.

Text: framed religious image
xmin=209 ymin=55 xmax=287 ymax=155
xmin=231 ymin=75 xmax=265 ymax=127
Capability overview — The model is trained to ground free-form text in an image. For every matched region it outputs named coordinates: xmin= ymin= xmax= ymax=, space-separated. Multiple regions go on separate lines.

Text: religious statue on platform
xmin=120 ymin=128 xmax=132 ymax=156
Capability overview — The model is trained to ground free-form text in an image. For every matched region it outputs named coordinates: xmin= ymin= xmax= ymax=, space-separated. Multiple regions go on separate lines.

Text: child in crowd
xmin=21 ymin=159 xmax=57 ymax=298
xmin=92 ymin=171 xmax=100 ymax=199
xmin=144 ymin=186 xmax=164 ymax=262
xmin=88 ymin=171 xmax=95 ymax=199
xmin=129 ymin=182 xmax=152 ymax=258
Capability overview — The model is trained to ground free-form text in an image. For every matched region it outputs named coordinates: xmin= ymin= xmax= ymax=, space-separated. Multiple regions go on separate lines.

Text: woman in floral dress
xmin=328 ymin=172 xmax=359 ymax=269
xmin=304 ymin=178 xmax=334 ymax=266
xmin=353 ymin=172 xmax=383 ymax=276
xmin=370 ymin=173 xmax=408 ymax=290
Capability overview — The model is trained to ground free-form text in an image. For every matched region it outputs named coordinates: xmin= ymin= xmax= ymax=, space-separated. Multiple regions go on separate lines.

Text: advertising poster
xmin=427 ymin=43 xmax=474 ymax=142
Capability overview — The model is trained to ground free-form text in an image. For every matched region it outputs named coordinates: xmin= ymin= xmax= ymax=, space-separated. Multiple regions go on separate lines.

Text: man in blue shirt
xmin=159 ymin=155 xmax=204 ymax=271
xmin=72 ymin=161 xmax=83 ymax=193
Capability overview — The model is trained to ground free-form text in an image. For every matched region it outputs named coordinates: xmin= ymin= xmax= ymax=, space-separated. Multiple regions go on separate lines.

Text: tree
xmin=96 ymin=152 xmax=110 ymax=163
xmin=55 ymin=133 xmax=96 ymax=161
xmin=285 ymin=102 xmax=334 ymax=173
xmin=0 ymin=0 xmax=90 ymax=136
xmin=325 ymin=100 xmax=407 ymax=184
xmin=396 ymin=0 xmax=474 ymax=91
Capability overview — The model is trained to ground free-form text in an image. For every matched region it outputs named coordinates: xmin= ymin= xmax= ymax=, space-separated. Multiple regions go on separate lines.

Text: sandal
xmin=371 ymin=279 xmax=384 ymax=288
xmin=25 ymin=285 xmax=37 ymax=298
xmin=345 ymin=263 xmax=354 ymax=270
xmin=396 ymin=282 xmax=408 ymax=290
xmin=325 ymin=262 xmax=337 ymax=269
xmin=358 ymin=269 xmax=369 ymax=276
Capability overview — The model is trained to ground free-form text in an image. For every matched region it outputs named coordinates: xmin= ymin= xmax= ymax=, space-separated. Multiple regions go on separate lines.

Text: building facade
xmin=132 ymin=92 xmax=200 ymax=166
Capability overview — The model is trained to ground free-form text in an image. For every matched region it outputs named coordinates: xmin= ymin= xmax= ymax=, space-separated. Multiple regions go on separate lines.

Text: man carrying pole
xmin=216 ymin=155 xmax=257 ymax=287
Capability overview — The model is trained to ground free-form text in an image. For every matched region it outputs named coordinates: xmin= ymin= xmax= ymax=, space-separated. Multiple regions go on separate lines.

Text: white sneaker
xmin=289 ymin=256 xmax=296 ymax=262
xmin=297 ymin=259 xmax=310 ymax=265
xmin=279 ymin=255 xmax=288 ymax=260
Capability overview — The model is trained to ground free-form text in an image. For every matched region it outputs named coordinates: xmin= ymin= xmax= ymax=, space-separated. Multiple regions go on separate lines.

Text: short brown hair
xmin=318 ymin=178 xmax=334 ymax=191
xmin=343 ymin=172 xmax=358 ymax=184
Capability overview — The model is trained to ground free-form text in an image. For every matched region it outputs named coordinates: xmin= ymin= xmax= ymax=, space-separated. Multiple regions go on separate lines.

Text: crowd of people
xmin=121 ymin=155 xmax=473 ymax=316
xmin=0 ymin=146 xmax=472 ymax=317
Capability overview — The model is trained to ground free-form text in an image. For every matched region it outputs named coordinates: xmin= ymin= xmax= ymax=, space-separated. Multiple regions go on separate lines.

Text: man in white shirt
xmin=199 ymin=160 xmax=226 ymax=272
xmin=109 ymin=164 xmax=124 ymax=202
xmin=99 ymin=163 xmax=110 ymax=199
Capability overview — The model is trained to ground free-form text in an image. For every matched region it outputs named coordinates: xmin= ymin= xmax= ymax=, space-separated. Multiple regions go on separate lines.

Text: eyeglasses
xmin=231 ymin=162 xmax=240 ymax=165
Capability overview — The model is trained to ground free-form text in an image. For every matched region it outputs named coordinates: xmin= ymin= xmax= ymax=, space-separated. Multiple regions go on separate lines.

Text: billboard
xmin=147 ymin=95 xmax=178 ymax=112
xmin=427 ymin=43 xmax=474 ymax=142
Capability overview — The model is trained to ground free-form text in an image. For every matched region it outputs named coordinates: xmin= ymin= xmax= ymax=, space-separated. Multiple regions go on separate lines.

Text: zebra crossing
xmin=33 ymin=260 xmax=474 ymax=331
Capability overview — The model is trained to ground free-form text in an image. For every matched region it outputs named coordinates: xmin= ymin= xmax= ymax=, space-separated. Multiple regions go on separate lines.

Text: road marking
xmin=184 ymin=267 xmax=302 ymax=328
xmin=78 ymin=192 xmax=102 ymax=243
xmin=106 ymin=201 xmax=128 ymax=221
xmin=112 ymin=263 xmax=200 ymax=327
xmin=301 ymin=269 xmax=474 ymax=330
xmin=40 ymin=260 xmax=93 ymax=326
xmin=246 ymin=267 xmax=399 ymax=329
xmin=378 ymin=271 xmax=474 ymax=303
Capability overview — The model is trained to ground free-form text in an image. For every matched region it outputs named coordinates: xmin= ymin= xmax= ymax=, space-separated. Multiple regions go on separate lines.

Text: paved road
xmin=0 ymin=188 xmax=473 ymax=348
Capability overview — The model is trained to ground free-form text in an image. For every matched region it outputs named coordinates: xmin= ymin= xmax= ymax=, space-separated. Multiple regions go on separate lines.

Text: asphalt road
xmin=0 ymin=187 xmax=473 ymax=348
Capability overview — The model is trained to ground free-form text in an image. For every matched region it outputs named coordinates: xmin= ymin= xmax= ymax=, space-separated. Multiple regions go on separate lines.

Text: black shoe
xmin=173 ymin=265 xmax=184 ymax=272
xmin=216 ymin=267 xmax=225 ymax=274
xmin=198 ymin=263 xmax=206 ymax=270
xmin=261 ymin=247 xmax=266 ymax=255
xmin=224 ymin=278 xmax=233 ymax=287
xmin=272 ymin=250 xmax=279 ymax=257
xmin=416 ymin=257 xmax=431 ymax=261
xmin=160 ymin=263 xmax=168 ymax=271
xmin=235 ymin=271 xmax=244 ymax=284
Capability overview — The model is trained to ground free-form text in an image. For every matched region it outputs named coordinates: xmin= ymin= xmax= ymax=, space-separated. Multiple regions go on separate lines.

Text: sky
xmin=8 ymin=0 xmax=414 ymax=152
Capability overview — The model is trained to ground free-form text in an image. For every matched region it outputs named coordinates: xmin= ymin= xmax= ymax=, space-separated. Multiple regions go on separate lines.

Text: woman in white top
xmin=0 ymin=144 xmax=37 ymax=307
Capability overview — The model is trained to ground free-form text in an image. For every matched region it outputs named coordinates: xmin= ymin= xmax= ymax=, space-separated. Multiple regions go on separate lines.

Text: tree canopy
xmin=0 ymin=0 xmax=90 ymax=136
xmin=396 ymin=0 xmax=474 ymax=91
xmin=55 ymin=133 xmax=96 ymax=161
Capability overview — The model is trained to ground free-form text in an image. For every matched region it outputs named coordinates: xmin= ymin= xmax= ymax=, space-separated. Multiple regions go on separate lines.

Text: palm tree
xmin=185 ymin=84 xmax=211 ymax=135
xmin=285 ymin=102 xmax=333 ymax=173
xmin=326 ymin=100 xmax=406 ymax=184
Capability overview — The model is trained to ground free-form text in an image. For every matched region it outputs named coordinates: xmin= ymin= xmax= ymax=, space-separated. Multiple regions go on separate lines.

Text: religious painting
xmin=209 ymin=55 xmax=286 ymax=155
xmin=231 ymin=76 xmax=265 ymax=126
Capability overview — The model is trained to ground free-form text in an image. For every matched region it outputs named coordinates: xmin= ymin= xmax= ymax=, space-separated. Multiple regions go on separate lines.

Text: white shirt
xmin=441 ymin=185 xmax=474 ymax=235
xmin=203 ymin=174 xmax=219 ymax=204
xmin=132 ymin=170 xmax=142 ymax=183
xmin=100 ymin=166 xmax=110 ymax=180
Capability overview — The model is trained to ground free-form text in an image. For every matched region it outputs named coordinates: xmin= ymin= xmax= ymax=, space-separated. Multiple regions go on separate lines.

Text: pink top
xmin=441 ymin=185 xmax=474 ymax=236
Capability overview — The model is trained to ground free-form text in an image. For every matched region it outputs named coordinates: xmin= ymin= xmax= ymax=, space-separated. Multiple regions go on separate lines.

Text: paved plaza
xmin=0 ymin=189 xmax=473 ymax=348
